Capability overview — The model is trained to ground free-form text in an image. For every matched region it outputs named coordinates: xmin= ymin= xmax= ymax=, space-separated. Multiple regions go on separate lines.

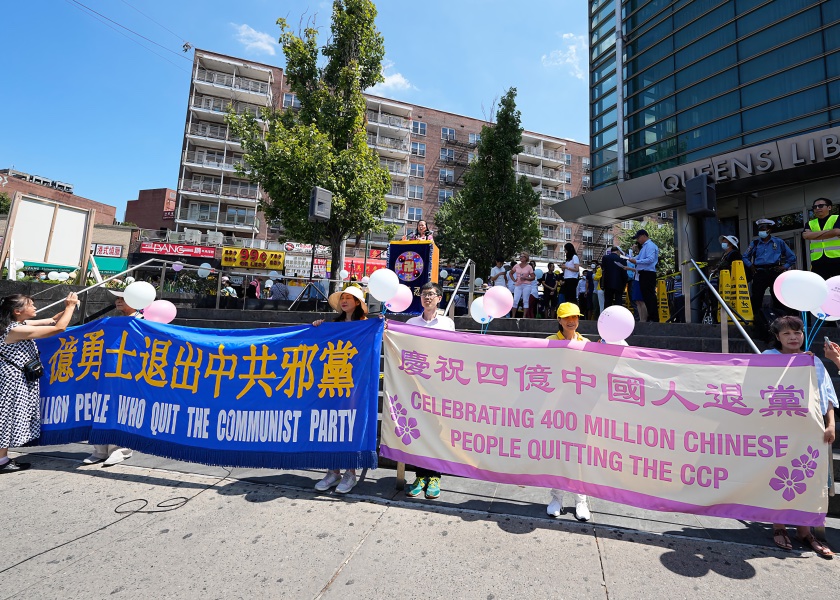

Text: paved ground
xmin=4 ymin=444 xmax=840 ymax=599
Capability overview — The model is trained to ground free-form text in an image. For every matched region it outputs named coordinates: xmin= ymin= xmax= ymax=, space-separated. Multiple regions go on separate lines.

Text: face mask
xmin=721 ymin=242 xmax=729 ymax=250
xmin=758 ymin=231 xmax=769 ymax=239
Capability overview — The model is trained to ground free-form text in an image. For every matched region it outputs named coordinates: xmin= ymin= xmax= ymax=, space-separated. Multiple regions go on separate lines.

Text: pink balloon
xmin=143 ymin=300 xmax=177 ymax=324
xmin=483 ymin=286 xmax=513 ymax=318
xmin=597 ymin=305 xmax=635 ymax=343
xmin=385 ymin=284 xmax=413 ymax=312
xmin=772 ymin=269 xmax=793 ymax=304
xmin=819 ymin=276 xmax=840 ymax=317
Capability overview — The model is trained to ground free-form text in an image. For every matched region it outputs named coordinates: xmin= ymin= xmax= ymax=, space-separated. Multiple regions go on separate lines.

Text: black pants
xmin=750 ymin=268 xmax=788 ymax=336
xmin=638 ymin=271 xmax=659 ymax=322
xmin=415 ymin=467 xmax=442 ymax=480
xmin=604 ymin=287 xmax=623 ymax=308
xmin=811 ymin=256 xmax=840 ymax=281
xmin=561 ymin=279 xmax=578 ymax=306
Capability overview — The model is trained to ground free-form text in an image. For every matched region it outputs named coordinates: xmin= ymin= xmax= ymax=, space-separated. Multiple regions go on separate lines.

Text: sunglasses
xmin=813 ymin=204 xmax=830 ymax=209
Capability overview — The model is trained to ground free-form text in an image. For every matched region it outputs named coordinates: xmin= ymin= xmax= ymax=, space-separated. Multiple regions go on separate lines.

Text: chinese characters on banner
xmin=36 ymin=318 xmax=383 ymax=470
xmin=381 ymin=321 xmax=828 ymax=526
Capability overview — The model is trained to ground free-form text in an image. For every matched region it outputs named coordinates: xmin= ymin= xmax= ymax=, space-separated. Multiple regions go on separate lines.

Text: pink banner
xmin=381 ymin=321 xmax=829 ymax=526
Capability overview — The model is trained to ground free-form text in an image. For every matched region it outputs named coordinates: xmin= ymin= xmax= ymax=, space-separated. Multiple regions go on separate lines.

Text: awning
xmin=89 ymin=257 xmax=128 ymax=274
xmin=22 ymin=260 xmax=79 ymax=271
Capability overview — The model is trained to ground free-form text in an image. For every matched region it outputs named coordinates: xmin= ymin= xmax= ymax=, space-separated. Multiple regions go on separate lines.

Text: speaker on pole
xmin=309 ymin=187 xmax=333 ymax=223
xmin=685 ymin=173 xmax=716 ymax=217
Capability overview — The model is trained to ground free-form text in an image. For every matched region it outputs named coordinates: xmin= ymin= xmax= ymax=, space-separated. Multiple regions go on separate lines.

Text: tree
xmin=0 ymin=192 xmax=10 ymax=214
xmin=434 ymin=88 xmax=542 ymax=275
xmin=228 ymin=0 xmax=392 ymax=288
xmin=616 ymin=218 xmax=676 ymax=277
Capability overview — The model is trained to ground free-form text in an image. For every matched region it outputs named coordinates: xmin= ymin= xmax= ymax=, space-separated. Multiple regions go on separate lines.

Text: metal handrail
xmin=689 ymin=259 xmax=760 ymax=354
xmin=444 ymin=259 xmax=474 ymax=316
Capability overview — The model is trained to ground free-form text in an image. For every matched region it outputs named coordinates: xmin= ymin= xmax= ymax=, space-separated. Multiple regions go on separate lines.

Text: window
xmin=438 ymin=189 xmax=454 ymax=204
xmin=603 ymin=232 xmax=613 ymax=244
xmin=469 ymin=133 xmax=481 ymax=145
xmin=408 ymin=185 xmax=424 ymax=200
xmin=564 ymin=190 xmax=572 ymax=199
xmin=410 ymin=163 xmax=425 ymax=178
xmin=563 ymin=227 xmax=572 ymax=241
xmin=411 ymin=142 xmax=426 ymax=157
xmin=582 ymin=248 xmax=594 ymax=262
xmin=659 ymin=211 xmax=670 ymax=219
xmin=468 ymin=152 xmax=476 ymax=163
xmin=439 ymin=168 xmax=455 ymax=184
xmin=282 ymin=93 xmax=300 ymax=109
xmin=622 ymin=220 xmax=636 ymax=230
xmin=412 ymin=121 xmax=426 ymax=136
xmin=440 ymin=148 xmax=454 ymax=161
xmin=384 ymin=204 xmax=402 ymax=220
xmin=407 ymin=207 xmax=423 ymax=220
xmin=582 ymin=175 xmax=591 ymax=188
xmin=561 ymin=153 xmax=572 ymax=165
xmin=441 ymin=127 xmax=456 ymax=141
xmin=582 ymin=229 xmax=594 ymax=243
xmin=562 ymin=172 xmax=572 ymax=184
xmin=582 ymin=157 xmax=590 ymax=169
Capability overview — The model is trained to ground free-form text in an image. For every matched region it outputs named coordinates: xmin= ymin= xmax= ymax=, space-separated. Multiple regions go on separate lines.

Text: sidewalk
xmin=4 ymin=445 xmax=840 ymax=599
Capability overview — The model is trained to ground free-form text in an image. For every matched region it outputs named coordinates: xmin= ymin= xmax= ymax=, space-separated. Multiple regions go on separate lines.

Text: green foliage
xmin=228 ymin=0 xmax=392 ymax=286
xmin=434 ymin=88 xmax=542 ymax=274
xmin=0 ymin=192 xmax=10 ymax=214
xmin=616 ymin=218 xmax=676 ymax=277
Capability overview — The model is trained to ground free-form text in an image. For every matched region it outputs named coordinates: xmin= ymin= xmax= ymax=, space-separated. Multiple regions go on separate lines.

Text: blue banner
xmin=35 ymin=318 xmax=383 ymax=470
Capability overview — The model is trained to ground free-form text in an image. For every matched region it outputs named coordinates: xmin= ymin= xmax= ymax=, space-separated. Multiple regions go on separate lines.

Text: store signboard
xmin=92 ymin=244 xmax=123 ymax=258
xmin=221 ymin=246 xmax=285 ymax=270
xmin=139 ymin=242 xmax=216 ymax=258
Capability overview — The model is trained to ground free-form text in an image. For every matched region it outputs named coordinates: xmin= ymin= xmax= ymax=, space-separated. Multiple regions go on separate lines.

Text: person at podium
xmin=403 ymin=220 xmax=434 ymax=241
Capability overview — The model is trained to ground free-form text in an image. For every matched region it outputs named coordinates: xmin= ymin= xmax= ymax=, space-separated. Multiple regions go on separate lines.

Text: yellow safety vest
xmin=809 ymin=215 xmax=840 ymax=260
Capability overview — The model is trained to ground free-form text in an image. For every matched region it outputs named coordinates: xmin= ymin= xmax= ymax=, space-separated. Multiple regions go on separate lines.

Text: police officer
xmin=803 ymin=197 xmax=840 ymax=280
xmin=743 ymin=219 xmax=796 ymax=340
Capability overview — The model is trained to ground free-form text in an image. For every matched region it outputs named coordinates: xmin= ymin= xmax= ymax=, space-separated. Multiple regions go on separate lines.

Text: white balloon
xmin=339 ymin=269 xmax=350 ymax=280
xmin=14 ymin=261 xmax=23 ymax=270
xmin=473 ymin=278 xmax=484 ymax=287
xmin=367 ymin=269 xmax=400 ymax=302
xmin=264 ymin=279 xmax=274 ymax=288
xmin=361 ymin=276 xmax=370 ymax=285
xmin=124 ymin=276 xmax=136 ymax=285
xmin=16 ymin=272 xmax=25 ymax=279
xmin=470 ymin=297 xmax=492 ymax=324
xmin=123 ymin=281 xmax=157 ymax=310
xmin=779 ymin=270 xmax=828 ymax=311
xmin=57 ymin=273 xmax=70 ymax=282
xmin=597 ymin=305 xmax=636 ymax=343
xmin=48 ymin=271 xmax=59 ymax=280
xmin=811 ymin=310 xmax=840 ymax=322
xmin=440 ymin=269 xmax=449 ymax=279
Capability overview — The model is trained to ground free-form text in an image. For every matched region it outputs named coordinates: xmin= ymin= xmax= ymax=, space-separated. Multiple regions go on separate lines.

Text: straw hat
xmin=328 ymin=285 xmax=368 ymax=314
xmin=556 ymin=302 xmax=583 ymax=319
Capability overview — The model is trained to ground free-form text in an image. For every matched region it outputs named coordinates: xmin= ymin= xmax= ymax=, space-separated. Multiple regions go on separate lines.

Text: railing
xmin=366 ymin=110 xmax=409 ymax=129
xmin=380 ymin=159 xmax=406 ymax=175
xmin=174 ymin=208 xmax=259 ymax=229
xmin=186 ymin=122 xmax=241 ymax=143
xmin=183 ymin=151 xmax=247 ymax=171
xmin=386 ymin=183 xmax=407 ymax=197
xmin=539 ymin=208 xmax=562 ymax=219
xmin=540 ymin=189 xmax=563 ymax=201
xmin=541 ymin=230 xmax=564 ymax=241
xmin=179 ymin=179 xmax=260 ymax=200
xmin=515 ymin=163 xmax=542 ymax=176
xmin=367 ymin=133 xmax=409 ymax=152
xmin=192 ymin=96 xmax=264 ymax=120
xmin=539 ymin=249 xmax=563 ymax=260
xmin=196 ymin=69 xmax=270 ymax=95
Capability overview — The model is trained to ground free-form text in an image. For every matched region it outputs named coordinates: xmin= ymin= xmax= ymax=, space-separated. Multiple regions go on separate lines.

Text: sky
xmin=0 ymin=1 xmax=590 ymax=220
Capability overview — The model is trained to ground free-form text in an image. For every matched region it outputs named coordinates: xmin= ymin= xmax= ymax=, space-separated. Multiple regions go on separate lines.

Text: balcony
xmin=367 ymin=133 xmax=409 ymax=157
xmin=386 ymin=183 xmax=407 ymax=199
xmin=541 ymin=229 xmax=564 ymax=242
xmin=539 ymin=189 xmax=563 ymax=201
xmin=380 ymin=158 xmax=407 ymax=179
xmin=366 ymin=110 xmax=410 ymax=130
xmin=183 ymin=151 xmax=247 ymax=173
xmin=195 ymin=68 xmax=270 ymax=101
xmin=174 ymin=207 xmax=259 ymax=231
xmin=191 ymin=96 xmax=264 ymax=122
xmin=179 ymin=179 xmax=260 ymax=204
xmin=539 ymin=208 xmax=563 ymax=221
xmin=186 ymin=122 xmax=241 ymax=147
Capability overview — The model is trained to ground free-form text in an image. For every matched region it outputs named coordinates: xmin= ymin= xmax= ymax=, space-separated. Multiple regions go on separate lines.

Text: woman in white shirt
xmin=560 ymin=243 xmax=580 ymax=303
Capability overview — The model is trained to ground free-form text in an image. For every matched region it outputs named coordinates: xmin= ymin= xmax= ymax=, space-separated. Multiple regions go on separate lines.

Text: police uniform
xmin=743 ymin=219 xmax=796 ymax=337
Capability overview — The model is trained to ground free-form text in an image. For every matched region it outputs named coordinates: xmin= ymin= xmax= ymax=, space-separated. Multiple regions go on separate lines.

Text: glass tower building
xmin=590 ymin=0 xmax=840 ymax=190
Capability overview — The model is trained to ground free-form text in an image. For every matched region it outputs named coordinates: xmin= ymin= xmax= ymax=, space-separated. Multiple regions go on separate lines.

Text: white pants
xmin=550 ymin=489 xmax=587 ymax=504
xmin=91 ymin=445 xmax=132 ymax=459
xmin=596 ymin=289 xmax=605 ymax=314
xmin=513 ymin=285 xmax=530 ymax=310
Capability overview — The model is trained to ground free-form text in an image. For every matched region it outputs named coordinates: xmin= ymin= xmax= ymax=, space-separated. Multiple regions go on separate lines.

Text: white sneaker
xmin=82 ymin=453 xmax=106 ymax=465
xmin=335 ymin=470 xmax=358 ymax=494
xmin=102 ymin=448 xmax=132 ymax=467
xmin=575 ymin=496 xmax=591 ymax=522
xmin=315 ymin=471 xmax=341 ymax=491
xmin=547 ymin=497 xmax=563 ymax=517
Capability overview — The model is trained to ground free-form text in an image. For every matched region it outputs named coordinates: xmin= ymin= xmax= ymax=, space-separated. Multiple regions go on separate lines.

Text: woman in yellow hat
xmin=311 ymin=285 xmax=367 ymax=494
xmin=545 ymin=302 xmax=591 ymax=521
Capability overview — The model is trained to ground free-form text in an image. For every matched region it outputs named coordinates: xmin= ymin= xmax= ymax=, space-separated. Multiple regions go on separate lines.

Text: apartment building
xmin=161 ymin=49 xmax=600 ymax=265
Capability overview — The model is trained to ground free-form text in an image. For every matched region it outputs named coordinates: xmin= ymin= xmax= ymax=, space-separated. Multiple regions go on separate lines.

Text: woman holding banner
xmin=764 ymin=316 xmax=837 ymax=556
xmin=0 ymin=292 xmax=78 ymax=473
xmin=311 ymin=285 xmax=368 ymax=494
xmin=545 ymin=302 xmax=591 ymax=521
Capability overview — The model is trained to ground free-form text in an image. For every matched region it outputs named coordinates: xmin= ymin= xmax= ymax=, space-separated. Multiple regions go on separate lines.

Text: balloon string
xmin=801 ymin=311 xmax=809 ymax=350
xmin=807 ymin=317 xmax=826 ymax=351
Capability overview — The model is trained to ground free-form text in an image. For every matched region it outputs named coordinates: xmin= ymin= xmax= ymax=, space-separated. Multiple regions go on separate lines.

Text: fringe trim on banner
xmin=87 ymin=430 xmax=378 ymax=470
xmin=33 ymin=427 xmax=92 ymax=447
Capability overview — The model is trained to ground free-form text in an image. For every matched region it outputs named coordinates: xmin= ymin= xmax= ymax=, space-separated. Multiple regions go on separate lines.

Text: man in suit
xmin=601 ymin=246 xmax=628 ymax=308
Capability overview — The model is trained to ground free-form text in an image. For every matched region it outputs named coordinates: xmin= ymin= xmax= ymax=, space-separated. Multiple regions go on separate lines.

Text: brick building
xmin=0 ymin=168 xmax=117 ymax=226
xmin=125 ymin=188 xmax=177 ymax=231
